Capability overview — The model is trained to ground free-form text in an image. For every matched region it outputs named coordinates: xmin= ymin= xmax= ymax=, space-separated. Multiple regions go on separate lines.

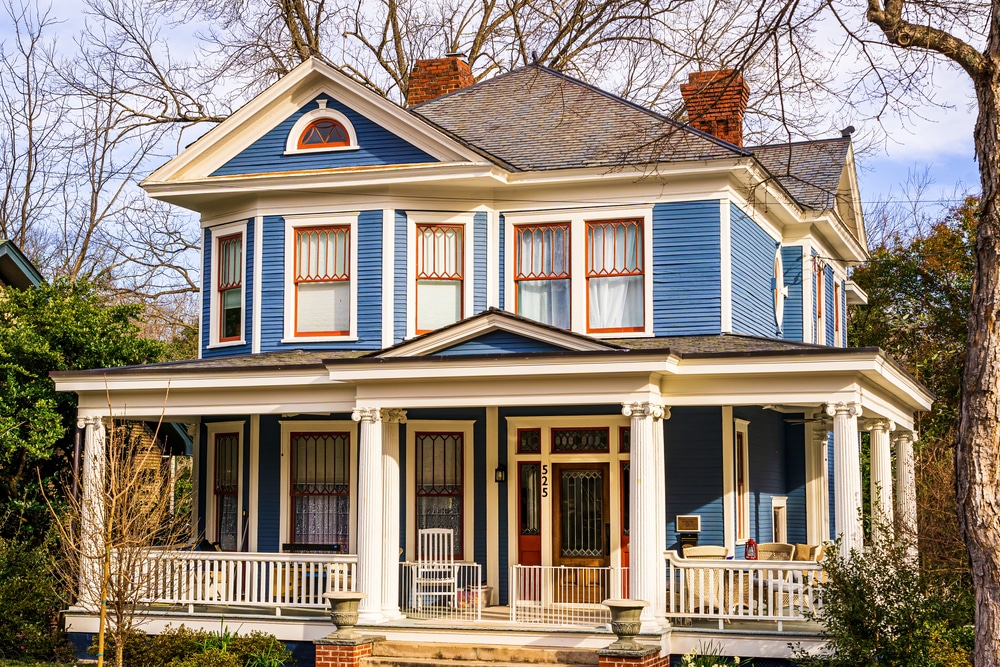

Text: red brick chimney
xmin=406 ymin=54 xmax=476 ymax=107
xmin=679 ymin=70 xmax=750 ymax=147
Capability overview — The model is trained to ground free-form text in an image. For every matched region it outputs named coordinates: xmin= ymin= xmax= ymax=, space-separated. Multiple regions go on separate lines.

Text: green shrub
xmin=168 ymin=647 xmax=242 ymax=667
xmin=794 ymin=528 xmax=972 ymax=667
xmin=148 ymin=627 xmax=210 ymax=665
xmin=88 ymin=627 xmax=151 ymax=666
xmin=229 ymin=632 xmax=293 ymax=667
xmin=0 ymin=538 xmax=72 ymax=661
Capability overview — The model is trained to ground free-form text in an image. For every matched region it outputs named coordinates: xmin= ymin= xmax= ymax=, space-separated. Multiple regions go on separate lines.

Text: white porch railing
xmin=125 ymin=550 xmax=356 ymax=613
xmin=400 ymin=561 xmax=483 ymax=621
xmin=665 ymin=550 xmax=824 ymax=630
xmin=509 ymin=565 xmax=628 ymax=627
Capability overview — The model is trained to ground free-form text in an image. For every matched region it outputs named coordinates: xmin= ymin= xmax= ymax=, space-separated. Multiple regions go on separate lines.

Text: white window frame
xmin=284 ymin=100 xmax=359 ymax=155
xmin=734 ymin=418 xmax=751 ymax=544
xmin=405 ymin=420 xmax=476 ymax=562
xmin=278 ymin=420 xmax=359 ymax=553
xmin=406 ymin=212 xmax=476 ymax=338
xmin=771 ymin=495 xmax=787 ymax=543
xmin=205 ymin=421 xmax=245 ymax=549
xmin=815 ymin=258 xmax=826 ymax=345
xmin=282 ymin=213 xmax=360 ymax=342
xmin=208 ymin=221 xmax=248 ymax=349
xmin=503 ymin=207 xmax=654 ymax=337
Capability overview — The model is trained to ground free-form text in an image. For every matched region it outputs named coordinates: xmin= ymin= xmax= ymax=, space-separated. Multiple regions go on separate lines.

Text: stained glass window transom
xmin=551 ymin=428 xmax=609 ymax=453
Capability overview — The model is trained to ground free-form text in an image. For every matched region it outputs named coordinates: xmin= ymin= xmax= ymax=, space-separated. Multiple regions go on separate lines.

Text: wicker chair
xmin=756 ymin=542 xmax=795 ymax=561
xmin=677 ymin=545 xmax=729 ymax=618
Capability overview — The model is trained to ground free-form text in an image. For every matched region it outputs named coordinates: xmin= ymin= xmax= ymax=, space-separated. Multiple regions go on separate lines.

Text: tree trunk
xmin=958 ymin=70 xmax=1000 ymax=667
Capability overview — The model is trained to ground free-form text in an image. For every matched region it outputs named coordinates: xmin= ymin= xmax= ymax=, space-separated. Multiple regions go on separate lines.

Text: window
xmin=294 ymin=225 xmax=350 ymax=336
xmin=586 ymin=219 xmax=643 ymax=332
xmin=515 ymin=223 xmax=570 ymax=329
xmin=290 ymin=432 xmax=350 ymax=550
xmin=416 ymin=224 xmax=464 ymax=332
xmin=771 ymin=496 xmax=787 ymax=543
xmin=214 ymin=432 xmax=240 ymax=551
xmin=415 ymin=432 xmax=464 ymax=559
xmin=217 ymin=233 xmax=243 ymax=342
xmin=298 ymin=119 xmax=350 ymax=149
xmin=735 ymin=419 xmax=750 ymax=542
xmin=773 ymin=248 xmax=786 ymax=332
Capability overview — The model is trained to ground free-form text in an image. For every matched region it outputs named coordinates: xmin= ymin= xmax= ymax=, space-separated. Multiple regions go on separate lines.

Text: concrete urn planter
xmin=322 ymin=592 xmax=367 ymax=639
xmin=601 ymin=599 xmax=648 ymax=651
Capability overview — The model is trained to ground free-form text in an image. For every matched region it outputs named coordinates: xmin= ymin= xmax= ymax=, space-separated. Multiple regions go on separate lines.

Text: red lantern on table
xmin=744 ymin=538 xmax=758 ymax=560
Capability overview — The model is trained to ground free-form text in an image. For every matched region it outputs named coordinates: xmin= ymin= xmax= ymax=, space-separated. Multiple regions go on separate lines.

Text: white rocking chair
xmin=413 ymin=528 xmax=458 ymax=610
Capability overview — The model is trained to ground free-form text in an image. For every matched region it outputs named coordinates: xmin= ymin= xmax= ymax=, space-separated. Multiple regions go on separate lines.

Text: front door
xmin=552 ymin=463 xmax=610 ymax=603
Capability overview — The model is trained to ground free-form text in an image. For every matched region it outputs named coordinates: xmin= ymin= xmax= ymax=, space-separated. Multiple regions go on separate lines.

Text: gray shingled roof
xmin=410 ymin=65 xmax=745 ymax=172
xmin=749 ymin=138 xmax=850 ymax=210
xmin=605 ymin=333 xmax=833 ymax=355
xmin=50 ymin=349 xmax=366 ymax=376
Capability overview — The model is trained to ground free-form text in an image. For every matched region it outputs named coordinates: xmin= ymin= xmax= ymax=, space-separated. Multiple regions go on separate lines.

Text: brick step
xmin=369 ymin=642 xmax=599 ymax=665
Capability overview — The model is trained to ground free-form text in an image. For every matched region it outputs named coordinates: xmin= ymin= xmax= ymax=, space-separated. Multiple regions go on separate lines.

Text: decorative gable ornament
xmin=285 ymin=98 xmax=359 ymax=154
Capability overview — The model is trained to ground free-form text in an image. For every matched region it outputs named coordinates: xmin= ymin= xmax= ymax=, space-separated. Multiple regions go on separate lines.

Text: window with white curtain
xmin=515 ymin=223 xmax=571 ymax=329
xmin=294 ymin=226 xmax=350 ymax=335
xmin=290 ymin=432 xmax=351 ymax=550
xmin=415 ymin=432 xmax=464 ymax=559
xmin=416 ymin=224 xmax=464 ymax=332
xmin=586 ymin=219 xmax=644 ymax=332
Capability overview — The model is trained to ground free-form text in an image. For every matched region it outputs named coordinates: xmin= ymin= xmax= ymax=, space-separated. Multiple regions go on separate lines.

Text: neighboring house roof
xmin=748 ymin=138 xmax=851 ymax=210
xmin=0 ymin=240 xmax=43 ymax=288
xmin=410 ymin=65 xmax=747 ymax=172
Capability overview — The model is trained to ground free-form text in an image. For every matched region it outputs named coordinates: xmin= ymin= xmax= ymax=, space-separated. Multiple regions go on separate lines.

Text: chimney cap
xmin=445 ymin=51 xmax=466 ymax=60
xmin=841 ymin=125 xmax=856 ymax=137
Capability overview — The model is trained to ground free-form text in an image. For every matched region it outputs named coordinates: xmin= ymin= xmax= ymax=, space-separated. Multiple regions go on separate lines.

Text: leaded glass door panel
xmin=552 ymin=463 xmax=609 ymax=568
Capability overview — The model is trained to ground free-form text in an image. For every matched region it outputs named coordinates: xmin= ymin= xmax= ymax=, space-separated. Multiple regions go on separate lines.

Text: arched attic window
xmin=285 ymin=99 xmax=359 ymax=154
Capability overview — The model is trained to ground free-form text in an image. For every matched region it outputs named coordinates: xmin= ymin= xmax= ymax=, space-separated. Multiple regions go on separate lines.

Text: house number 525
xmin=541 ymin=464 xmax=549 ymax=497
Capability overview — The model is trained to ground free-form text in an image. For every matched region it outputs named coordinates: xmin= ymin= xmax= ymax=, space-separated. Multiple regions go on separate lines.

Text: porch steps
xmin=365 ymin=641 xmax=599 ymax=667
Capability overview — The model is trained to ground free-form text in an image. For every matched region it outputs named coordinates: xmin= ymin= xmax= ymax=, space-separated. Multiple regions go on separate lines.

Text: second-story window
xmin=295 ymin=226 xmax=350 ymax=336
xmin=416 ymin=224 xmax=463 ymax=333
xmin=515 ymin=223 xmax=571 ymax=329
xmin=586 ymin=219 xmax=644 ymax=332
xmin=218 ymin=233 xmax=243 ymax=342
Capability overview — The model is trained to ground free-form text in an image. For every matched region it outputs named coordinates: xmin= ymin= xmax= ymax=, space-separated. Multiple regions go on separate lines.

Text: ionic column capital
xmin=380 ymin=408 xmax=408 ymax=424
xmin=891 ymin=430 xmax=915 ymax=444
xmin=352 ymin=407 xmax=382 ymax=423
xmin=622 ymin=402 xmax=668 ymax=420
xmin=76 ymin=416 xmax=104 ymax=429
xmin=824 ymin=402 xmax=860 ymax=418
xmin=864 ymin=419 xmax=895 ymax=433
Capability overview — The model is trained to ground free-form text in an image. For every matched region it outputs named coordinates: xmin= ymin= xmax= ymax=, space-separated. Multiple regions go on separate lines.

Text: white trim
xmin=207 ymin=221 xmax=248 ymax=349
xmin=721 ymin=406 xmax=735 ymax=554
xmin=278 ymin=420 xmax=359 ymax=553
xmin=501 ymin=206 xmax=655 ymax=337
xmin=802 ymin=250 xmax=813 ymax=344
xmin=734 ymin=418 xmax=750 ymax=544
xmin=405 ymin=420 xmax=476 ymax=562
xmin=248 ymin=415 xmax=260 ymax=551
xmin=720 ymin=200 xmax=733 ymax=333
xmin=252 ymin=216 xmax=263 ymax=354
xmin=382 ymin=209 xmax=395 ymax=348
xmin=773 ymin=247 xmax=786 ymax=334
xmin=191 ymin=425 xmax=201 ymax=541
xmin=770 ymin=495 xmax=788 ymax=543
xmin=205 ymin=421 xmax=246 ymax=549
xmin=283 ymin=103 xmax=359 ymax=155
xmin=485 ymin=407 xmax=499 ymax=604
xmin=504 ymin=414 xmax=630 ymax=571
xmin=804 ymin=423 xmax=826 ymax=545
xmin=281 ymin=213 xmax=360 ymax=341
xmin=405 ymin=212 xmax=476 ymax=338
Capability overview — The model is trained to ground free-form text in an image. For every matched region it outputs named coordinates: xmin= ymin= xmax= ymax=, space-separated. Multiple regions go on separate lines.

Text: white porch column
xmin=826 ymin=402 xmax=863 ymax=557
xmin=894 ymin=430 xmax=919 ymax=560
xmin=352 ymin=407 xmax=384 ymax=622
xmin=380 ymin=409 xmax=407 ymax=619
xmin=652 ymin=406 xmax=670 ymax=621
xmin=804 ymin=421 xmax=832 ymax=546
xmin=866 ymin=419 xmax=895 ymax=536
xmin=78 ymin=416 xmax=106 ymax=610
xmin=623 ymin=401 xmax=665 ymax=631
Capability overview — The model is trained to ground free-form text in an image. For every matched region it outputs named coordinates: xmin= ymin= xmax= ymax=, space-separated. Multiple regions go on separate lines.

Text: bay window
xmin=416 ymin=224 xmax=463 ymax=333
xmin=515 ymin=223 xmax=571 ymax=329
xmin=586 ymin=219 xmax=644 ymax=332
xmin=294 ymin=225 xmax=350 ymax=336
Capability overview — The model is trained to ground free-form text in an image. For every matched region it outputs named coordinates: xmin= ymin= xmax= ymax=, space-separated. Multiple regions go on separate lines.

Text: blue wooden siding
xmin=394 ymin=211 xmax=408 ymax=343
xmin=202 ymin=220 xmax=254 ymax=358
xmin=498 ymin=215 xmax=505 ymax=310
xmin=435 ymin=330 xmax=568 ymax=356
xmin=784 ymin=421 xmax=807 ymax=544
xmin=652 ymin=201 xmax=721 ymax=335
xmin=473 ymin=212 xmax=488 ymax=315
xmin=781 ymin=246 xmax=804 ymax=342
xmin=730 ymin=205 xmax=778 ymax=337
xmin=735 ymin=406 xmax=788 ymax=544
xmin=211 ymin=98 xmax=437 ymax=176
xmin=825 ymin=265 xmax=835 ymax=345
xmin=665 ymin=406 xmax=724 ymax=550
xmin=259 ymin=210 xmax=383 ymax=352
xmin=257 ymin=415 xmax=281 ymax=552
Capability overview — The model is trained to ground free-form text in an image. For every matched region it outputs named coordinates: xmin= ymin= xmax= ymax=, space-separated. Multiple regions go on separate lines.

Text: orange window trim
xmin=513 ymin=222 xmax=571 ymax=320
xmin=816 ymin=265 xmax=824 ymax=319
xmin=297 ymin=118 xmax=351 ymax=149
xmin=217 ymin=233 xmax=242 ymax=342
xmin=289 ymin=431 xmax=351 ymax=545
xmin=294 ymin=225 xmax=350 ymax=337
xmin=415 ymin=224 xmax=464 ymax=335
xmin=585 ymin=219 xmax=644 ymax=334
